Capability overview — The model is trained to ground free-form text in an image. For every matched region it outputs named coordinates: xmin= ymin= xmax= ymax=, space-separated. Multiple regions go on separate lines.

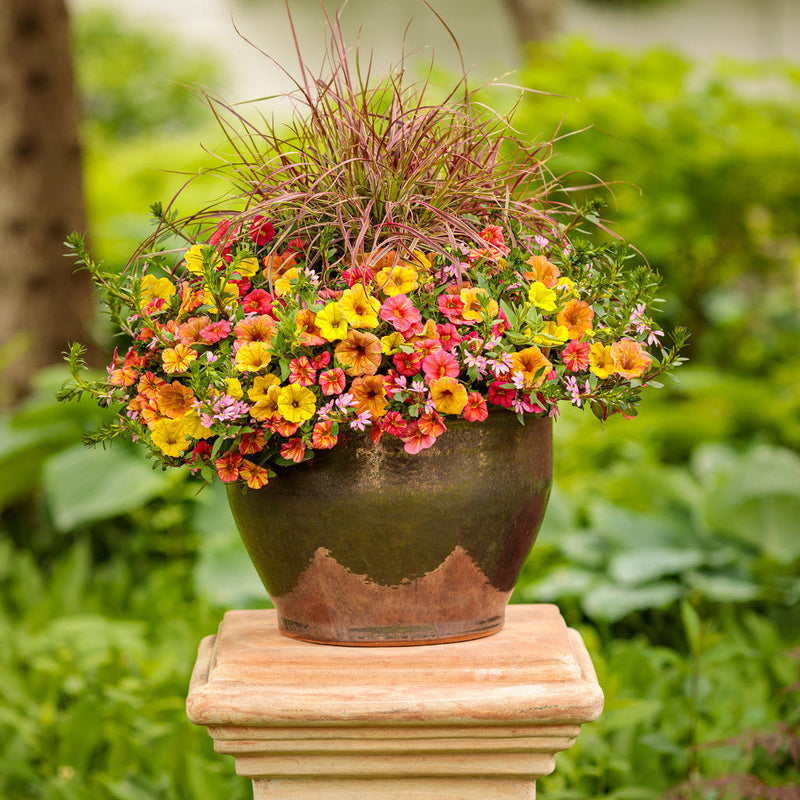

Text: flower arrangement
xmin=60 ymin=12 xmax=686 ymax=488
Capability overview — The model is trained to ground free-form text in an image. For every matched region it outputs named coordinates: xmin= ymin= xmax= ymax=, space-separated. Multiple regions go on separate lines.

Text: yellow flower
xmin=381 ymin=332 xmax=405 ymax=355
xmin=139 ymin=274 xmax=176 ymax=309
xmin=247 ymin=374 xmax=280 ymax=402
xmin=162 ymin=344 xmax=197 ymax=375
xmin=235 ymin=341 xmax=272 ymax=372
xmin=339 ymin=284 xmax=380 ymax=328
xmin=459 ymin=287 xmax=498 ymax=323
xmin=274 ymin=267 xmax=300 ymax=297
xmin=276 ymin=384 xmax=316 ymax=423
xmin=234 ymin=256 xmax=259 ymax=277
xmin=316 ymin=302 xmax=349 ymax=341
xmin=185 ymin=243 xmax=223 ymax=275
xmin=225 ymin=378 xmax=244 ymax=399
xmin=532 ymin=321 xmax=569 ymax=346
xmin=250 ymin=384 xmax=281 ymax=420
xmin=202 ymin=280 xmax=239 ymax=310
xmin=150 ymin=418 xmax=190 ymax=457
xmin=589 ymin=342 xmax=616 ymax=379
xmin=181 ymin=411 xmax=213 ymax=439
xmin=528 ymin=281 xmax=557 ymax=313
xmin=429 ymin=377 xmax=468 ymax=415
xmin=375 ymin=264 xmax=418 ymax=296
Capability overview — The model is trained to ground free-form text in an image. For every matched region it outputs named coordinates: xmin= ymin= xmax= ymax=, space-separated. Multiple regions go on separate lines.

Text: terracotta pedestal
xmin=186 ymin=604 xmax=603 ymax=800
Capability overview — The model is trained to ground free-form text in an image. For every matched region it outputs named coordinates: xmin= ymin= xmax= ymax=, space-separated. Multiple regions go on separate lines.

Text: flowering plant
xmin=60 ymin=15 xmax=686 ymax=488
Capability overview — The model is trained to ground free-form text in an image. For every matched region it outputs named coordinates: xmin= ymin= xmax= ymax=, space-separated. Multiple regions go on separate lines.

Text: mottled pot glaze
xmin=227 ymin=412 xmax=552 ymax=645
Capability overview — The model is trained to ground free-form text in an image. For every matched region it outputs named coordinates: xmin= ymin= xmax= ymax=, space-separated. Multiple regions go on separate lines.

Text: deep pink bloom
xmin=491 ymin=308 xmax=510 ymax=337
xmin=311 ymin=351 xmax=332 ymax=370
xmin=380 ymin=294 xmax=422 ymax=333
xmin=462 ymin=391 xmax=488 ymax=422
xmin=200 ymin=320 xmax=231 ymax=344
xmin=487 ymin=380 xmax=515 ymax=409
xmin=436 ymin=322 xmax=462 ymax=352
xmin=242 ymin=288 xmax=273 ymax=315
xmin=381 ymin=410 xmax=407 ymax=437
xmin=437 ymin=292 xmax=466 ymax=324
xmin=562 ymin=339 xmax=591 ymax=372
xmin=249 ymin=216 xmax=275 ymax=246
xmin=392 ymin=350 xmax=422 ymax=377
xmin=401 ymin=421 xmax=436 ymax=454
xmin=342 ymin=264 xmax=374 ymax=287
xmin=422 ymin=350 xmax=459 ymax=382
xmin=319 ymin=367 xmax=346 ymax=396
xmin=208 ymin=219 xmax=235 ymax=262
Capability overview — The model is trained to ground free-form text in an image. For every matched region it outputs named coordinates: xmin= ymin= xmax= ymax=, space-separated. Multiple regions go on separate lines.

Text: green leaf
xmin=42 ymin=444 xmax=171 ymax=531
xmin=582 ymin=581 xmax=683 ymax=622
xmin=608 ymin=547 xmax=705 ymax=585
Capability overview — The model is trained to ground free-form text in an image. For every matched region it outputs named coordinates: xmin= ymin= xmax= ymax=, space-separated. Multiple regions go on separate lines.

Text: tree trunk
xmin=501 ymin=0 xmax=561 ymax=43
xmin=0 ymin=0 xmax=93 ymax=405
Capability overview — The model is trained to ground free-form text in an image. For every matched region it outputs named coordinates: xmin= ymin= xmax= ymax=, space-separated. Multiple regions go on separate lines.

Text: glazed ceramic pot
xmin=227 ymin=412 xmax=552 ymax=645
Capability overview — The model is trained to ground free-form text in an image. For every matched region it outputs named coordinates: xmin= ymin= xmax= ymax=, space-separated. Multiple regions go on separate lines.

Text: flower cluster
xmin=63 ymin=213 xmax=685 ymax=488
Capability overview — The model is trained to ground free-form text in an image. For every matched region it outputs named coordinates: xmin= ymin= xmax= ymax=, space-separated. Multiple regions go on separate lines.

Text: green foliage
xmin=72 ymin=7 xmax=225 ymax=140
xmin=513 ymin=40 xmax=800 ymax=374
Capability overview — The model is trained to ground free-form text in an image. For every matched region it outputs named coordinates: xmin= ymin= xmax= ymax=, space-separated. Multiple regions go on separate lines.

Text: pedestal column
xmin=186 ymin=604 xmax=603 ymax=799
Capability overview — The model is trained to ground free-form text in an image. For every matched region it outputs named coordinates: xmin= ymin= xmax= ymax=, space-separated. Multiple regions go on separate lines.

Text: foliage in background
xmin=1 ymin=9 xmax=798 ymax=799
xmin=514 ymin=39 xmax=800 ymax=377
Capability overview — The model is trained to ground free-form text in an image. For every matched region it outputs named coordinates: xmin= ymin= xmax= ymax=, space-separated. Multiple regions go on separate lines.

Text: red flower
xmin=249 ymin=216 xmax=275 ymax=246
xmin=242 ymin=288 xmax=273 ymax=315
xmin=462 ymin=392 xmax=488 ymax=422
xmin=487 ymin=380 xmax=515 ymax=409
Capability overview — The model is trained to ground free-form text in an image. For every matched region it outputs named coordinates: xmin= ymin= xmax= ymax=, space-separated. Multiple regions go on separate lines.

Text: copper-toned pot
xmin=227 ymin=412 xmax=552 ymax=645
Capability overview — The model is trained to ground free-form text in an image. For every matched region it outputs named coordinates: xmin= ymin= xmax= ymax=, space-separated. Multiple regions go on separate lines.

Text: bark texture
xmin=0 ymin=0 xmax=92 ymax=405
xmin=501 ymin=0 xmax=561 ymax=43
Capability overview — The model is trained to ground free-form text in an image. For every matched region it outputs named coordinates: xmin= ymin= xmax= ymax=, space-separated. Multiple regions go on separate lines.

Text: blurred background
xmin=1 ymin=0 xmax=799 ymax=798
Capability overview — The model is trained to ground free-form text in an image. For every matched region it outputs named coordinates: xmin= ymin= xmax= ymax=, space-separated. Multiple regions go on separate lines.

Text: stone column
xmin=186 ymin=604 xmax=603 ymax=800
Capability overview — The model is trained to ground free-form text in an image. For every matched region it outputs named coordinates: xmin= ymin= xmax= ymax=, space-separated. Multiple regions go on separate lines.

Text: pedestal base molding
xmin=187 ymin=604 xmax=603 ymax=799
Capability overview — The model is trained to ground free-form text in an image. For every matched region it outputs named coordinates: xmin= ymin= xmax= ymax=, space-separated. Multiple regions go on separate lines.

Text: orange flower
xmin=239 ymin=431 xmax=266 ymax=455
xmin=263 ymin=251 xmax=297 ymax=282
xmin=350 ymin=375 xmax=388 ymax=418
xmin=459 ymin=287 xmax=498 ymax=324
xmin=610 ymin=340 xmax=652 ymax=379
xmin=511 ymin=346 xmax=552 ymax=388
xmin=216 ymin=452 xmax=242 ymax=482
xmin=557 ymin=300 xmax=594 ymax=339
xmin=335 ymin=330 xmax=382 ymax=376
xmin=523 ymin=255 xmax=561 ymax=288
xmin=156 ymin=381 xmax=195 ymax=419
xmin=234 ymin=315 xmax=277 ymax=344
xmin=295 ymin=309 xmax=326 ymax=346
xmin=177 ymin=316 xmax=210 ymax=346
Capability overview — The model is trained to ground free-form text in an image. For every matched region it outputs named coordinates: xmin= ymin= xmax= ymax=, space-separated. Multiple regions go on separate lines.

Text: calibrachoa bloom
xmin=62 ymin=77 xmax=685 ymax=487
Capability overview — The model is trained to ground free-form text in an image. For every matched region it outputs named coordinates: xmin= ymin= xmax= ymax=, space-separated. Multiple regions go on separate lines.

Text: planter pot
xmin=227 ymin=412 xmax=552 ymax=646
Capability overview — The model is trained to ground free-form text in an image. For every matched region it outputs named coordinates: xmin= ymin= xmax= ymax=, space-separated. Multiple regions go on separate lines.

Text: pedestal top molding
xmin=187 ymin=604 xmax=604 ymax=728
